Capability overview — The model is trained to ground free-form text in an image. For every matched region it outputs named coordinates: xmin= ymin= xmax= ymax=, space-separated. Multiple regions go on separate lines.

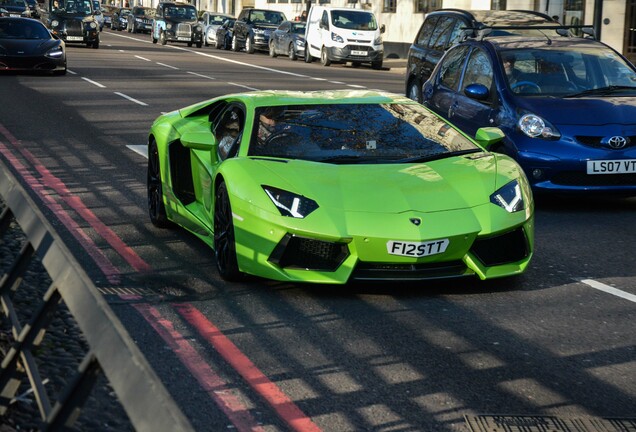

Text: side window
xmin=416 ymin=15 xmax=438 ymax=46
xmin=448 ymin=19 xmax=466 ymax=46
xmin=429 ymin=16 xmax=455 ymax=51
xmin=439 ymin=45 xmax=469 ymax=90
xmin=320 ymin=11 xmax=329 ymax=28
xmin=215 ymin=107 xmax=245 ymax=161
xmin=461 ymin=48 xmax=493 ymax=95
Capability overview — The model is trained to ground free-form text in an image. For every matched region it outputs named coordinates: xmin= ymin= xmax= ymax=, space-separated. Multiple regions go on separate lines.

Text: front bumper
xmin=230 ymin=198 xmax=534 ymax=284
xmin=327 ymin=45 xmax=383 ymax=63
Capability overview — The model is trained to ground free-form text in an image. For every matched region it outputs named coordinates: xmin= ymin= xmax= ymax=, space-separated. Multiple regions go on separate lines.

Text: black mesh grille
xmin=351 ymin=261 xmax=468 ymax=281
xmin=471 ymin=227 xmax=529 ymax=267
xmin=269 ymin=234 xmax=349 ymax=271
xmin=575 ymin=135 xmax=636 ymax=148
xmin=551 ymin=172 xmax=636 ymax=186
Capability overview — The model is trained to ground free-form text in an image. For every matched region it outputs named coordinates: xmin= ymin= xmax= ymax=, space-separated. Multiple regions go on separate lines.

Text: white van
xmin=304 ymin=6 xmax=385 ymax=69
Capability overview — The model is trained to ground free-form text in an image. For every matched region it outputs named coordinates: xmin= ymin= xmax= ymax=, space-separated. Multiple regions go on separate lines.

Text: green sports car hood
xmin=247 ymin=153 xmax=505 ymax=213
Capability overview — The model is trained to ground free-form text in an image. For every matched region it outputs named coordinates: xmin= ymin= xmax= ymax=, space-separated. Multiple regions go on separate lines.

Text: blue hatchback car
xmin=422 ymin=31 xmax=636 ymax=194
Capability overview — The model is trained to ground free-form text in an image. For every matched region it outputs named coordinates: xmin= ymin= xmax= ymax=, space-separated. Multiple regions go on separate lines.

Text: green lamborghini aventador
xmin=147 ymin=90 xmax=534 ymax=284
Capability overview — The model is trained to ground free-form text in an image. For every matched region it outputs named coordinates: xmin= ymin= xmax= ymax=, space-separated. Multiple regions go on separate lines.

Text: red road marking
xmin=174 ymin=303 xmax=322 ymax=432
xmin=133 ymin=303 xmax=266 ymax=432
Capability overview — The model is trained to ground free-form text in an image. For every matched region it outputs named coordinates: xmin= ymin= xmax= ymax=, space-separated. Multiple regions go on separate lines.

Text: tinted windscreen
xmin=249 ymin=103 xmax=480 ymax=163
xmin=0 ymin=19 xmax=50 ymax=39
xmin=331 ymin=10 xmax=377 ymax=31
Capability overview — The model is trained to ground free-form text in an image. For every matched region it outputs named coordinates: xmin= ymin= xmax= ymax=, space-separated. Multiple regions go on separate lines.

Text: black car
xmin=215 ymin=17 xmax=234 ymax=50
xmin=0 ymin=17 xmax=66 ymax=74
xmin=0 ymin=0 xmax=30 ymax=17
xmin=269 ymin=20 xmax=305 ymax=61
xmin=151 ymin=1 xmax=202 ymax=48
xmin=40 ymin=0 xmax=100 ymax=48
xmin=232 ymin=7 xmax=286 ymax=53
xmin=405 ymin=9 xmax=556 ymax=102
xmin=110 ymin=6 xmax=129 ymax=31
xmin=126 ymin=6 xmax=153 ymax=33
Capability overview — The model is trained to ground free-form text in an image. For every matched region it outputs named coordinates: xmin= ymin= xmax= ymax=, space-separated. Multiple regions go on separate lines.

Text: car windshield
xmin=133 ymin=7 xmax=153 ymax=17
xmin=52 ymin=0 xmax=93 ymax=16
xmin=250 ymin=10 xmax=284 ymax=25
xmin=0 ymin=19 xmax=50 ymax=39
xmin=209 ymin=14 xmax=228 ymax=24
xmin=291 ymin=22 xmax=305 ymax=34
xmin=248 ymin=103 xmax=481 ymax=163
xmin=502 ymin=45 xmax=636 ymax=97
xmin=165 ymin=5 xmax=196 ymax=19
xmin=0 ymin=0 xmax=25 ymax=7
xmin=331 ymin=10 xmax=377 ymax=31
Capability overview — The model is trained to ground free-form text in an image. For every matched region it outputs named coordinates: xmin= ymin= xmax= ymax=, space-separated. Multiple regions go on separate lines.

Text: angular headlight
xmin=45 ymin=45 xmax=64 ymax=58
xmin=331 ymin=32 xmax=344 ymax=43
xmin=374 ymin=35 xmax=382 ymax=45
xmin=518 ymin=113 xmax=560 ymax=139
xmin=262 ymin=185 xmax=318 ymax=219
xmin=253 ymin=27 xmax=264 ymax=34
xmin=490 ymin=180 xmax=524 ymax=213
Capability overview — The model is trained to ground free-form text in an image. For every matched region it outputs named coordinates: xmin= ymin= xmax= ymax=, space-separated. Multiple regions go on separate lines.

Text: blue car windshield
xmin=249 ymin=103 xmax=481 ymax=162
xmin=502 ymin=45 xmax=636 ymax=96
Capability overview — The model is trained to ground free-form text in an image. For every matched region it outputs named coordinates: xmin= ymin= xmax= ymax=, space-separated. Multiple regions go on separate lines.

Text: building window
xmin=383 ymin=0 xmax=396 ymax=12
xmin=491 ymin=0 xmax=506 ymax=10
xmin=291 ymin=0 xmax=302 ymax=3
xmin=415 ymin=0 xmax=440 ymax=13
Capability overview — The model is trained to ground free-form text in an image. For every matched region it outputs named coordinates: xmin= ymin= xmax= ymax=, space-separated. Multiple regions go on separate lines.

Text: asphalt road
xmin=1 ymin=29 xmax=635 ymax=431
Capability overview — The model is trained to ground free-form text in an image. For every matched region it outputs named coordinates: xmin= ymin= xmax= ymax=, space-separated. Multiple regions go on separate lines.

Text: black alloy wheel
xmin=214 ymin=181 xmax=241 ymax=281
xmin=288 ymin=42 xmax=296 ymax=61
xmin=147 ymin=140 xmax=172 ymax=228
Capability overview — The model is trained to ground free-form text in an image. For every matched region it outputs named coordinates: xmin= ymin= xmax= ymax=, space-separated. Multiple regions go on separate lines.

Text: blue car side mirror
xmin=464 ymin=83 xmax=489 ymax=101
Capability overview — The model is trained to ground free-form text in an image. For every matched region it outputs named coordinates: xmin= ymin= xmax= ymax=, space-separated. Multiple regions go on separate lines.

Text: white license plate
xmin=10 ymin=13 xmax=20 ymax=17
xmin=587 ymin=159 xmax=636 ymax=174
xmin=387 ymin=239 xmax=449 ymax=257
xmin=351 ymin=50 xmax=367 ymax=56
xmin=66 ymin=36 xmax=83 ymax=41
xmin=177 ymin=36 xmax=190 ymax=41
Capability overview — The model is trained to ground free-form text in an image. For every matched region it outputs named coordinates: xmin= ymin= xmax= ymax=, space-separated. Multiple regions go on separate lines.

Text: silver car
xmin=199 ymin=11 xmax=232 ymax=47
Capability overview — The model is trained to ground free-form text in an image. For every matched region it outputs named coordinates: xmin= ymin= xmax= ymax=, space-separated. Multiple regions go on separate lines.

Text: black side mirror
xmin=380 ymin=24 xmax=385 ymax=33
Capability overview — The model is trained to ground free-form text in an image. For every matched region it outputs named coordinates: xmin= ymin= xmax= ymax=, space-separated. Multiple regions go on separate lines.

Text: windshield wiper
xmin=564 ymin=85 xmax=636 ymax=98
xmin=397 ymin=149 xmax=482 ymax=164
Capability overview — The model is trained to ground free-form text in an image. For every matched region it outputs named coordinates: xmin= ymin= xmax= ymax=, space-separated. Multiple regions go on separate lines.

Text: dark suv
xmin=151 ymin=1 xmax=202 ymax=47
xmin=232 ymin=7 xmax=286 ymax=54
xmin=405 ymin=9 xmax=556 ymax=102
xmin=127 ymin=6 xmax=153 ymax=33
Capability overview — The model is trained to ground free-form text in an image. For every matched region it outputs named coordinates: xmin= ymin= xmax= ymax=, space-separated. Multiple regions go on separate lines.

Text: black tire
xmin=320 ymin=47 xmax=331 ymax=66
xmin=160 ymin=30 xmax=167 ymax=45
xmin=196 ymin=41 xmax=202 ymax=48
xmin=288 ymin=42 xmax=296 ymax=61
xmin=214 ymin=182 xmax=241 ymax=281
xmin=371 ymin=60 xmax=383 ymax=70
xmin=147 ymin=140 xmax=172 ymax=229
xmin=223 ymin=36 xmax=230 ymax=50
xmin=187 ymin=41 xmax=193 ymax=47
xmin=92 ymin=39 xmax=99 ymax=49
xmin=407 ymin=79 xmax=422 ymax=103
xmin=231 ymin=34 xmax=238 ymax=51
xmin=269 ymin=40 xmax=276 ymax=57
xmin=304 ymin=47 xmax=312 ymax=63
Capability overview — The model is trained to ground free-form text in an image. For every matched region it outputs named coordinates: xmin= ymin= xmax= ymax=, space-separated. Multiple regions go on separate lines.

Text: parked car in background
xmin=101 ymin=4 xmax=116 ymax=28
xmin=147 ymin=89 xmax=534 ymax=284
xmin=405 ymin=9 xmax=557 ymax=102
xmin=91 ymin=0 xmax=103 ymax=30
xmin=214 ymin=17 xmax=234 ymax=50
xmin=39 ymin=0 xmax=99 ymax=48
xmin=199 ymin=10 xmax=232 ymax=47
xmin=304 ymin=5 xmax=384 ymax=69
xmin=151 ymin=1 xmax=202 ymax=47
xmin=422 ymin=30 xmax=636 ymax=194
xmin=0 ymin=0 xmax=30 ymax=17
xmin=110 ymin=6 xmax=130 ymax=31
xmin=269 ymin=20 xmax=305 ymax=61
xmin=0 ymin=16 xmax=66 ymax=74
xmin=232 ymin=7 xmax=285 ymax=53
xmin=126 ymin=5 xmax=153 ymax=33
xmin=25 ymin=0 xmax=37 ymax=18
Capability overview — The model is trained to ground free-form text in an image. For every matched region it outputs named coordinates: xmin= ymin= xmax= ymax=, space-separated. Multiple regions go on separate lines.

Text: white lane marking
xmin=135 ymin=55 xmax=152 ymax=62
xmin=187 ymin=71 xmax=216 ymax=80
xmin=81 ymin=77 xmax=106 ymax=88
xmin=118 ymin=49 xmax=125 ymax=52
xmin=311 ymin=77 xmax=327 ymax=81
xmin=348 ymin=84 xmax=367 ymax=88
xmin=127 ymin=144 xmax=148 ymax=158
xmin=329 ymin=81 xmax=345 ymax=84
xmin=579 ymin=279 xmax=636 ymax=303
xmin=67 ymin=69 xmax=77 ymax=75
xmin=156 ymin=62 xmax=179 ymax=70
xmin=228 ymin=82 xmax=259 ymax=91
xmin=114 ymin=92 xmax=148 ymax=106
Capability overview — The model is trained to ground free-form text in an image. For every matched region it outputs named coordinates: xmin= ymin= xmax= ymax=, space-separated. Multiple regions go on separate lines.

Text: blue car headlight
xmin=262 ymin=185 xmax=318 ymax=219
xmin=331 ymin=32 xmax=344 ymax=43
xmin=490 ymin=180 xmax=524 ymax=213
xmin=518 ymin=113 xmax=560 ymax=139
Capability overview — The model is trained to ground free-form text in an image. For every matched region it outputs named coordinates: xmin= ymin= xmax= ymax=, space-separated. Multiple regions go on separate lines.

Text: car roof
xmin=484 ymin=34 xmax=610 ymax=50
xmin=427 ymin=9 xmax=555 ymax=26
